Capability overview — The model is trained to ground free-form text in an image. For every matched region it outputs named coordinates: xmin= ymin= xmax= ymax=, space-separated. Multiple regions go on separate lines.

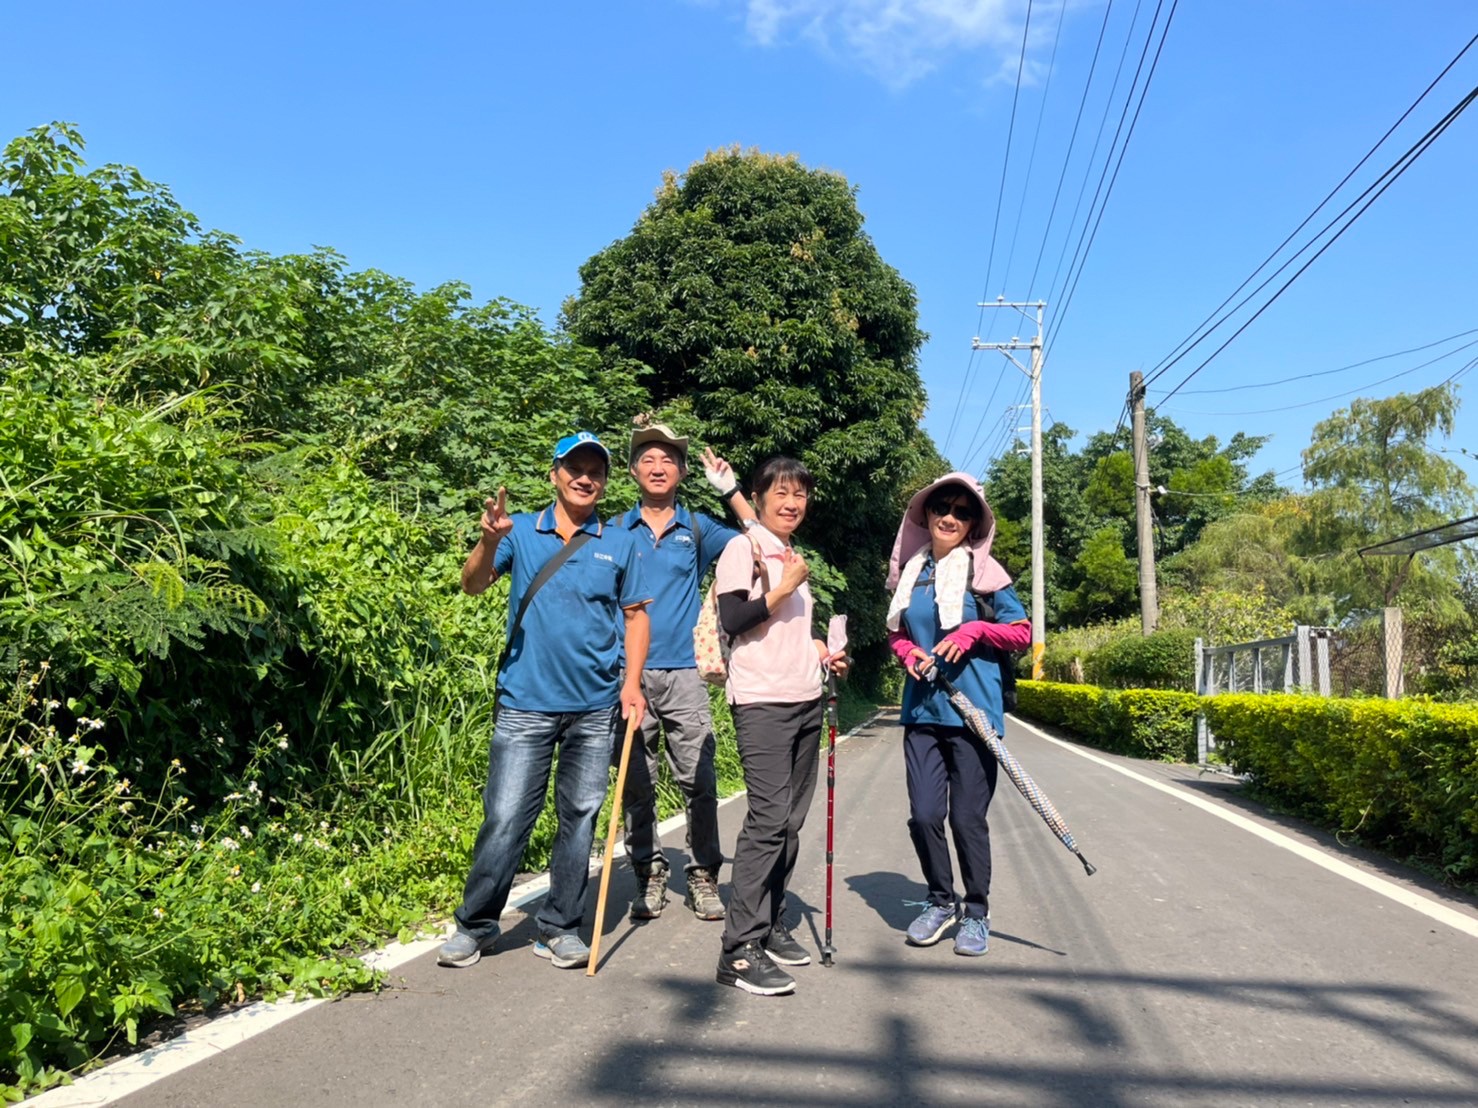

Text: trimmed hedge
xmin=1203 ymin=694 xmax=1478 ymax=881
xmin=1015 ymin=680 xmax=1199 ymax=762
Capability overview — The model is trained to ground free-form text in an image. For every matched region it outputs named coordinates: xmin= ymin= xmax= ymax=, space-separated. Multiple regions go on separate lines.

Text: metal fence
xmin=1194 ymin=626 xmax=1333 ymax=766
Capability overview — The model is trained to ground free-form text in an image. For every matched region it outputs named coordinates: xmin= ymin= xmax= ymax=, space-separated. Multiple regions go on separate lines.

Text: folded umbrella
xmin=925 ymin=668 xmax=1096 ymax=876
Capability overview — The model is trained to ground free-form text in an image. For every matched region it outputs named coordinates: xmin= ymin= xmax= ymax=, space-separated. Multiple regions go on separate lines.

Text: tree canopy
xmin=564 ymin=147 xmax=931 ymax=663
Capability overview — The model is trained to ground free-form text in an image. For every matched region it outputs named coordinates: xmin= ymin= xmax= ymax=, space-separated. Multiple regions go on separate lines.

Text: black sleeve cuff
xmin=718 ymin=591 xmax=769 ymax=637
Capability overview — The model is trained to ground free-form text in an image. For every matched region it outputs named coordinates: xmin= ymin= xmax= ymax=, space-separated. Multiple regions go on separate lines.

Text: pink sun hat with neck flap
xmin=886 ymin=471 xmax=1012 ymax=593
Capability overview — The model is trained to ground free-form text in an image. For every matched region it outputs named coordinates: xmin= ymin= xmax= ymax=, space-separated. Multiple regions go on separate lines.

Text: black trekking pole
xmin=821 ymin=673 xmax=838 ymax=966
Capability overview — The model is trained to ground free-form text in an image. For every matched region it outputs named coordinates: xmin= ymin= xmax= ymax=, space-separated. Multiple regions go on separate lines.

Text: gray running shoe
xmin=905 ymin=903 xmax=957 ymax=947
xmin=436 ymin=928 xmax=499 ymax=968
xmin=630 ymin=868 xmax=670 ymax=920
xmin=954 ymin=916 xmax=990 ymax=957
xmin=533 ymin=932 xmax=591 ymax=969
xmin=684 ymin=869 xmax=726 ymax=921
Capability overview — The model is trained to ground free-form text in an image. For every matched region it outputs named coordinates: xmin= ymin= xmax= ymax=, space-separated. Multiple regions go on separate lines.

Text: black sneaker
xmin=716 ymin=941 xmax=796 ymax=996
xmin=762 ymin=922 xmax=811 ymax=966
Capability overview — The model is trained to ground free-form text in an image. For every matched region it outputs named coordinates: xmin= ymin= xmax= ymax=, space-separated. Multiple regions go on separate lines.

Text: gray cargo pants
xmin=620 ymin=667 xmax=723 ymax=878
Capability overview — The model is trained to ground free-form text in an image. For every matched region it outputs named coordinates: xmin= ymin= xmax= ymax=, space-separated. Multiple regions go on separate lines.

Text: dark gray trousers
xmin=721 ymin=698 xmax=824 ymax=952
xmin=903 ymin=723 xmax=998 ymax=920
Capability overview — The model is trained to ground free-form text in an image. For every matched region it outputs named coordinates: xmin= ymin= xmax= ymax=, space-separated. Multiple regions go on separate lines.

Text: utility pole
xmin=1130 ymin=370 xmax=1159 ymax=634
xmin=974 ymin=299 xmax=1046 ymax=679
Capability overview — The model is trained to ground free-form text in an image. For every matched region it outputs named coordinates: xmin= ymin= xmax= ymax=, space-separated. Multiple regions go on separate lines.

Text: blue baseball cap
xmin=552 ymin=431 xmax=611 ymax=467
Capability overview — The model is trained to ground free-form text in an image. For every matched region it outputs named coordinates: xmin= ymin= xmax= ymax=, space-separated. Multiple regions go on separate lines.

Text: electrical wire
xmin=1043 ymin=0 xmax=1178 ymax=367
xmin=942 ymin=2 xmax=1037 ymax=459
xmin=1161 ymin=336 xmax=1478 ymax=416
xmin=1142 ymin=33 xmax=1478 ymax=389
xmin=1155 ymin=83 xmax=1478 ymax=405
xmin=1157 ymin=327 xmax=1478 ymax=395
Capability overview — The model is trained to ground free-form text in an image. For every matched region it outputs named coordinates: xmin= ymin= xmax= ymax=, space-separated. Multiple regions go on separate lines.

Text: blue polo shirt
xmin=610 ymin=503 xmax=739 ymax=669
xmin=900 ymin=561 xmax=1027 ymax=733
xmin=494 ymin=505 xmax=650 ymax=712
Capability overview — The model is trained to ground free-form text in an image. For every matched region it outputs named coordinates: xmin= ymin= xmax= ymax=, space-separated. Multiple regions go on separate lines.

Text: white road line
xmin=1009 ymin=715 xmax=1478 ymax=941
xmin=29 ymin=709 xmax=882 ymax=1107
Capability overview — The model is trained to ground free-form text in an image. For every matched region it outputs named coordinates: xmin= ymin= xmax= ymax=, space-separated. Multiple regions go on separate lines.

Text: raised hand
xmin=778 ymin=546 xmax=809 ymax=592
xmin=702 ymin=447 xmax=737 ymax=494
xmin=481 ymin=487 xmax=513 ymax=543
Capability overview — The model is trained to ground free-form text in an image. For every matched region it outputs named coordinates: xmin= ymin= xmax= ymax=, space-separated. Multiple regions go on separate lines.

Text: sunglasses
xmin=926 ymin=498 xmax=978 ymax=522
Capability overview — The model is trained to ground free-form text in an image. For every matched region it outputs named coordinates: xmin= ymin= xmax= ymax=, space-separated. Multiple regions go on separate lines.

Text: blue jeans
xmin=453 ymin=705 xmax=619 ymax=942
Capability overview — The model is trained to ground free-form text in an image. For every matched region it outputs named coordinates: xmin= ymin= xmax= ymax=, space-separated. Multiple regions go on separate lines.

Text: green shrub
xmin=1202 ymin=694 xmax=1478 ymax=881
xmin=1015 ymin=680 xmax=1197 ymax=762
xmin=1084 ymin=627 xmax=1199 ymax=690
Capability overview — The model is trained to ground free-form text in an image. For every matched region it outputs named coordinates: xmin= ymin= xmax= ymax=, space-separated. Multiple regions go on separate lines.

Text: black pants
xmin=904 ymin=724 xmax=998 ymax=920
xmin=721 ymin=698 xmax=824 ymax=951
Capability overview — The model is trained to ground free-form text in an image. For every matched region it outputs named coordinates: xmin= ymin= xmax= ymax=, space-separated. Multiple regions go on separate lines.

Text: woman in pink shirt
xmin=712 ymin=456 xmax=848 ymax=996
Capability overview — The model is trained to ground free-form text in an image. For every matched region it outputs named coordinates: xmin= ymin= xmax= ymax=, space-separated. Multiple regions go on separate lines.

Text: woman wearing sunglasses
xmin=883 ymin=472 xmax=1030 ymax=956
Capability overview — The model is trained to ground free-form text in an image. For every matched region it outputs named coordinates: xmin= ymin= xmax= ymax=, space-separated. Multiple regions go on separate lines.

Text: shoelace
xmin=958 ymin=917 xmax=988 ymax=937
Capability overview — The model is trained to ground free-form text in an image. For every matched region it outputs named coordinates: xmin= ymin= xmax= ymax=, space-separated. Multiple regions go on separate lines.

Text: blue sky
xmin=7 ymin=1 xmax=1477 ymax=492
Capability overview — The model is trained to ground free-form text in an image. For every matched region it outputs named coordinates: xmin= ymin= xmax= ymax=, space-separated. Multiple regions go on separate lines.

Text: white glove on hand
xmin=702 ymin=447 xmax=740 ymax=498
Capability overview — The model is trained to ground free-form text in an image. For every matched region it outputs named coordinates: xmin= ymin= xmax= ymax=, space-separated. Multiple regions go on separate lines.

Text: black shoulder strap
xmin=497 ymin=530 xmax=595 ymax=673
xmin=693 ymin=514 xmax=704 ymax=578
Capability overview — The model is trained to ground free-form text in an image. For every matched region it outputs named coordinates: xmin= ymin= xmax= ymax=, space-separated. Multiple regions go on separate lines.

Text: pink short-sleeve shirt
xmin=715 ymin=526 xmax=824 ymax=705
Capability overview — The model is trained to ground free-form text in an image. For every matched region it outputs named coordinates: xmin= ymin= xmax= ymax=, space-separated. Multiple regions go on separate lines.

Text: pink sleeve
xmin=886 ymin=628 xmax=921 ymax=665
xmin=941 ymin=620 xmax=1032 ymax=653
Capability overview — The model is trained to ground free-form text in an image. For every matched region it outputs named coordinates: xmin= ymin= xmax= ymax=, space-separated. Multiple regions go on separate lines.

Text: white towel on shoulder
xmin=885 ymin=544 xmax=971 ymax=633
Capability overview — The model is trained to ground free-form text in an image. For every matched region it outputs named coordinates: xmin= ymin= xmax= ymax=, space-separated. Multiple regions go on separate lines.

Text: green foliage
xmin=986 ymin=415 xmax=1278 ymax=628
xmin=1203 ymin=693 xmax=1478 ymax=881
xmin=563 ymin=147 xmax=929 ymax=687
xmin=1014 ymin=680 xmax=1198 ymax=762
xmin=1083 ymin=628 xmax=1199 ymax=690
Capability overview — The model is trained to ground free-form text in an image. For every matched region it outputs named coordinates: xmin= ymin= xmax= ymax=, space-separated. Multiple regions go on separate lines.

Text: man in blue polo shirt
xmin=613 ymin=423 xmax=756 ymax=923
xmin=438 ymin=431 xmax=650 ymax=971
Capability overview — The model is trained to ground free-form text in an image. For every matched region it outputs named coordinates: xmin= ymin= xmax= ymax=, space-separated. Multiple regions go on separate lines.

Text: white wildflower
xmin=251 ymin=882 xmax=262 ymax=894
xmin=292 ymin=832 xmax=304 ymax=844
xmin=153 ymin=907 xmax=164 ymax=919
xmin=70 ymin=758 xmax=89 ymax=775
xmin=239 ymin=825 xmax=253 ymax=839
xmin=220 ymin=836 xmax=240 ymax=851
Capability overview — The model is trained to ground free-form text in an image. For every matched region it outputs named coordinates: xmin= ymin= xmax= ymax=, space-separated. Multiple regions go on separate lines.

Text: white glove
xmin=702 ymin=447 xmax=741 ymax=498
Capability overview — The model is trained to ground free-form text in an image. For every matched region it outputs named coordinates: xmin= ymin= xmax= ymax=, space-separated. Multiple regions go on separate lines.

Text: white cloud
xmin=743 ymin=0 xmax=1057 ymax=89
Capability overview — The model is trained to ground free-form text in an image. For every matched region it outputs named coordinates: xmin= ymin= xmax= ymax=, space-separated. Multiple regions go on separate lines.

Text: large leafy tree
xmin=563 ymin=148 xmax=929 ymax=674
xmin=1297 ymin=383 xmax=1476 ymax=615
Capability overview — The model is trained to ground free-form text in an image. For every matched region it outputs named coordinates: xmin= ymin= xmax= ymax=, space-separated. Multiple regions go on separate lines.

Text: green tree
xmin=563 ymin=147 xmax=929 ymax=679
xmin=1299 ymin=383 xmax=1476 ymax=616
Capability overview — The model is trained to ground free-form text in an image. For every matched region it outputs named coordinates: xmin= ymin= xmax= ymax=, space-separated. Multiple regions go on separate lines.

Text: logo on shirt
xmin=594 ymin=552 xmax=615 ymax=563
xmin=675 ymin=534 xmax=694 ymax=545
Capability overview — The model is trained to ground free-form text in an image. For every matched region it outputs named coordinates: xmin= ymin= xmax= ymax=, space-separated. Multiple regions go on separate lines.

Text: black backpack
xmin=971 ymin=593 xmax=1021 ymax=713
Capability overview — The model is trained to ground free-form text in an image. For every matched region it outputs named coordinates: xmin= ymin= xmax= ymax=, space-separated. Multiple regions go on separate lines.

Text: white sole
xmin=533 ymin=944 xmax=588 ymax=969
xmin=725 ymin=976 xmax=796 ymax=996
xmin=764 ymin=950 xmax=811 ymax=966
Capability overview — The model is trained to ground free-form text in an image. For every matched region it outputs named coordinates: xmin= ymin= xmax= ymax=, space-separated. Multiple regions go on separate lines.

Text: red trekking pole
xmin=821 ymin=673 xmax=838 ymax=967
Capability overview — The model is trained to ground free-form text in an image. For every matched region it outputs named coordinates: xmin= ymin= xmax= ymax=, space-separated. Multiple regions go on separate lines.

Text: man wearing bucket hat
xmin=610 ymin=421 xmax=757 ymax=923
xmin=438 ymin=430 xmax=651 ymax=971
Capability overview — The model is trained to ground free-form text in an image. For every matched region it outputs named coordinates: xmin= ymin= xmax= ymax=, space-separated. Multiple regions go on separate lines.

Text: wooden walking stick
xmin=587 ymin=712 xmax=641 ymax=977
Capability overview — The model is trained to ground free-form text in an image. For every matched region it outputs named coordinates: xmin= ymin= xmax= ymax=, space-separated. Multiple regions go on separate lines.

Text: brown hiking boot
xmin=685 ymin=869 xmax=726 ymax=921
xmin=630 ymin=868 xmax=669 ymax=919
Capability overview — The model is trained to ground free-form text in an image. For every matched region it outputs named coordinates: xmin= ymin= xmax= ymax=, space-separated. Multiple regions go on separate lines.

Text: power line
xmin=999 ymin=0 xmax=1071 ymax=299
xmin=1142 ymin=33 xmax=1478 ymax=389
xmin=942 ymin=2 xmax=1037 ymax=459
xmin=1043 ymin=0 xmax=1178 ymax=367
xmin=1025 ymin=0 xmax=1116 ymax=301
xmin=1161 ymin=336 xmax=1478 ymax=415
xmin=1155 ymin=82 xmax=1478 ymax=404
xmin=1156 ymin=327 xmax=1478 ymax=395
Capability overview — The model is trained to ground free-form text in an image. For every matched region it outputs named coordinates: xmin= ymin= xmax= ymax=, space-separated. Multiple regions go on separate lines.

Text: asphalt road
xmin=108 ymin=710 xmax=1478 ymax=1107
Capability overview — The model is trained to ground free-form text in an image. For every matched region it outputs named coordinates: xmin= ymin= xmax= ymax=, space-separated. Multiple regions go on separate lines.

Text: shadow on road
xmin=581 ymin=957 xmax=1478 ymax=1106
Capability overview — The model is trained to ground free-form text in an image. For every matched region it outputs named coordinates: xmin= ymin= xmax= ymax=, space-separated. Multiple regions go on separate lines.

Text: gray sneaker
xmin=905 ymin=904 xmax=957 ymax=947
xmin=437 ymin=928 xmax=499 ymax=968
xmin=533 ymin=932 xmax=590 ymax=969
xmin=684 ymin=869 xmax=726 ymax=921
xmin=630 ymin=868 xmax=670 ymax=920
xmin=954 ymin=916 xmax=990 ymax=957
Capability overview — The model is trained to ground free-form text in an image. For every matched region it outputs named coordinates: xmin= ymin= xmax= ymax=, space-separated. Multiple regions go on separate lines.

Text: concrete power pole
xmin=974 ymin=299 xmax=1046 ymax=678
xmin=1130 ymin=370 xmax=1159 ymax=634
